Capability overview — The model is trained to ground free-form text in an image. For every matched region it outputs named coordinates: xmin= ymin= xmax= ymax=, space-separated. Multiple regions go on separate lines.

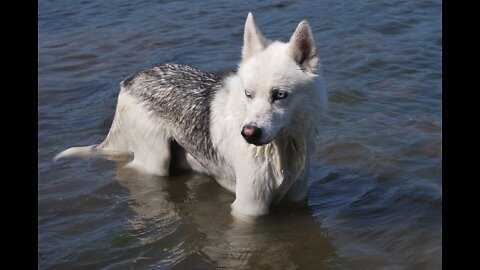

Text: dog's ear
xmin=288 ymin=20 xmax=319 ymax=72
xmin=242 ymin=12 xmax=268 ymax=60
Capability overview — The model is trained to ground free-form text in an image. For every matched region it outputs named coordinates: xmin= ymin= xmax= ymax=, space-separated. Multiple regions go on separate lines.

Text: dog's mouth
xmin=246 ymin=140 xmax=270 ymax=146
xmin=243 ymin=137 xmax=270 ymax=146
xmin=243 ymin=128 xmax=284 ymax=146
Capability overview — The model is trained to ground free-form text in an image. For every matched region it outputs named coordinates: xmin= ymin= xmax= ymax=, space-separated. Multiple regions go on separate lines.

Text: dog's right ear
xmin=242 ymin=12 xmax=268 ymax=60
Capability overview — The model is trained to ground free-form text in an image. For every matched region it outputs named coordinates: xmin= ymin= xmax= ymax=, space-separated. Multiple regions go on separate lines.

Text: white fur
xmin=56 ymin=13 xmax=327 ymax=217
xmin=211 ymin=13 xmax=326 ymax=216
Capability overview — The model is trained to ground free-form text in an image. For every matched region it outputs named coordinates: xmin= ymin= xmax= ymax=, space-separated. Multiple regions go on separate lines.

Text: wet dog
xmin=56 ymin=13 xmax=327 ymax=216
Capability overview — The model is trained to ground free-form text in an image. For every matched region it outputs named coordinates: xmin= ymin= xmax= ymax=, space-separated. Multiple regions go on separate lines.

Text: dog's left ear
xmin=288 ymin=20 xmax=319 ymax=72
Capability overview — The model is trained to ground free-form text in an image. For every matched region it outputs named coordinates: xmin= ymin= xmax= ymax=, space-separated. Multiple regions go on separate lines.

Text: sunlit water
xmin=38 ymin=0 xmax=442 ymax=269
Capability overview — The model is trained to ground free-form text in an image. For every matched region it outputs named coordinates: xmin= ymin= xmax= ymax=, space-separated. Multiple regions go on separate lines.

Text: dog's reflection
xmin=114 ymin=164 xmax=339 ymax=269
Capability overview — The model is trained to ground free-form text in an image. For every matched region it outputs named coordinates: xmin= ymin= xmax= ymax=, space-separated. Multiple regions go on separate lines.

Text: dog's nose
xmin=241 ymin=124 xmax=262 ymax=144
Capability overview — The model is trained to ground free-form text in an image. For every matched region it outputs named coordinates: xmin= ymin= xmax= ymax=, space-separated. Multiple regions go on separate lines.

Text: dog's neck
xmin=249 ymin=117 xmax=315 ymax=172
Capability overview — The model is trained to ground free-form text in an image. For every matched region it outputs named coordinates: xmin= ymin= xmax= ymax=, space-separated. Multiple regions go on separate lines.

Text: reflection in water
xmin=114 ymin=165 xmax=340 ymax=269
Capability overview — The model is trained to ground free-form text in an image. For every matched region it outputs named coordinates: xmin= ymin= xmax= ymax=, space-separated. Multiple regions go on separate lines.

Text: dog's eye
xmin=272 ymin=90 xmax=288 ymax=101
xmin=245 ymin=89 xmax=252 ymax=98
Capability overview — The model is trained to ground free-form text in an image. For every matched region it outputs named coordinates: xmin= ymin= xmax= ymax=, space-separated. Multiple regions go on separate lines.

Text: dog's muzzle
xmin=241 ymin=124 xmax=263 ymax=146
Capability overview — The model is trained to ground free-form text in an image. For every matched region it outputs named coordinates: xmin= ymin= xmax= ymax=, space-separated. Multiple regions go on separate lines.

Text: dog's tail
xmin=54 ymin=145 xmax=98 ymax=161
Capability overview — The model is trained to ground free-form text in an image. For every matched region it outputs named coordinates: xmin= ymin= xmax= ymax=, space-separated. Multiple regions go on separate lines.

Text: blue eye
xmin=272 ymin=90 xmax=288 ymax=101
xmin=245 ymin=89 xmax=252 ymax=98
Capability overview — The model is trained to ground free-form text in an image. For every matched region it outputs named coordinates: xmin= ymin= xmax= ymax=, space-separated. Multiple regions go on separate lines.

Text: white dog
xmin=56 ymin=13 xmax=327 ymax=217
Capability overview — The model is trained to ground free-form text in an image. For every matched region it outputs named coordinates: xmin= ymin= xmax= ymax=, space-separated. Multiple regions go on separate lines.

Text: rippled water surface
xmin=38 ymin=0 xmax=442 ymax=269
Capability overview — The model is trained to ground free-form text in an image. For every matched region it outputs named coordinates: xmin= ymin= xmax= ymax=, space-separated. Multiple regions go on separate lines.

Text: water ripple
xmin=39 ymin=0 xmax=441 ymax=269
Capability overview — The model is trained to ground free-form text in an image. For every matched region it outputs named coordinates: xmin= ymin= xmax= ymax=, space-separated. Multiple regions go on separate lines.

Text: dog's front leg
xmin=285 ymin=158 xmax=310 ymax=202
xmin=231 ymin=169 xmax=272 ymax=217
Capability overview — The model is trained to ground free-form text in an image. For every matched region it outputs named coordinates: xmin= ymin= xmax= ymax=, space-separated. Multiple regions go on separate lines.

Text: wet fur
xmin=55 ymin=13 xmax=327 ymax=216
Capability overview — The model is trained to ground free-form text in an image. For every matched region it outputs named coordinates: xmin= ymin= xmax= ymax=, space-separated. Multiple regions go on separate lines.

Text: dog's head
xmin=238 ymin=13 xmax=321 ymax=146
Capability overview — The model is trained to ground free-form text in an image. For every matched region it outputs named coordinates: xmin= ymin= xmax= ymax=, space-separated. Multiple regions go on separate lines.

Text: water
xmin=38 ymin=0 xmax=442 ymax=269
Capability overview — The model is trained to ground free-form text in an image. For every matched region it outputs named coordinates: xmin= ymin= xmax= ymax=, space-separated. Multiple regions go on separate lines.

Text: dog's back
xmin=119 ymin=64 xmax=220 ymax=163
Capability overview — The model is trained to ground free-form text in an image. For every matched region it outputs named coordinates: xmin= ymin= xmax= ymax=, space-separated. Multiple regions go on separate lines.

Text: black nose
xmin=241 ymin=124 xmax=262 ymax=145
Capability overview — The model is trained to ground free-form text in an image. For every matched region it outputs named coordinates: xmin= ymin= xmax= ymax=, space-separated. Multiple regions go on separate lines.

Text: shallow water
xmin=38 ymin=0 xmax=442 ymax=269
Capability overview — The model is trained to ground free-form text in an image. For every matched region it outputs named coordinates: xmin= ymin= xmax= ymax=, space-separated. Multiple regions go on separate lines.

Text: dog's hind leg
xmin=103 ymin=91 xmax=173 ymax=176
xmin=125 ymin=137 xmax=171 ymax=176
xmin=121 ymin=117 xmax=172 ymax=176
